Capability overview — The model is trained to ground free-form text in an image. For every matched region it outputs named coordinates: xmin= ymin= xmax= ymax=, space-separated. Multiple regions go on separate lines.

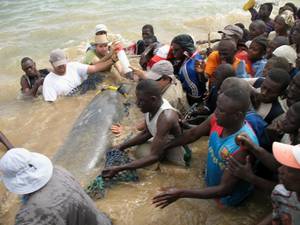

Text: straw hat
xmin=94 ymin=34 xmax=109 ymax=45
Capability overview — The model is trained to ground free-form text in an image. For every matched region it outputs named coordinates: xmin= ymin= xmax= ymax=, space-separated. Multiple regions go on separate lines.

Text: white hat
xmin=0 ymin=148 xmax=53 ymax=195
xmin=49 ymin=49 xmax=67 ymax=68
xmin=95 ymin=24 xmax=108 ymax=34
xmin=146 ymin=60 xmax=175 ymax=81
xmin=273 ymin=45 xmax=297 ymax=67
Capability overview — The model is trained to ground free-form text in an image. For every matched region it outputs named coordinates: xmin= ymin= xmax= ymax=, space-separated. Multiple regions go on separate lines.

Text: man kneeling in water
xmin=102 ymin=79 xmax=189 ymax=179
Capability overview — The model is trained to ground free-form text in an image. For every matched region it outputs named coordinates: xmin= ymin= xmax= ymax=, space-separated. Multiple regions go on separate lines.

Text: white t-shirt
xmin=43 ymin=62 xmax=88 ymax=101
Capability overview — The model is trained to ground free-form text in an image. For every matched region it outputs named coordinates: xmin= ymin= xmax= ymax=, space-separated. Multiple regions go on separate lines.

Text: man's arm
xmin=117 ymin=127 xmax=152 ymax=151
xmin=165 ymin=116 xmax=211 ymax=150
xmin=153 ymin=150 xmax=247 ymax=208
xmin=118 ymin=110 xmax=179 ymax=170
xmin=236 ymin=134 xmax=280 ymax=171
xmin=0 ymin=131 xmax=14 ymax=150
xmin=20 ymin=77 xmax=43 ymax=97
xmin=256 ymin=213 xmax=272 ymax=225
xmin=102 ymin=110 xmax=178 ymax=178
xmin=87 ymin=58 xmax=115 ymax=74
xmin=228 ymin=155 xmax=276 ymax=192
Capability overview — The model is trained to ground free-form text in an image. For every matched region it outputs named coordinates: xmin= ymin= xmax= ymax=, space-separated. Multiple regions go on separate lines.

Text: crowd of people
xmin=1 ymin=1 xmax=300 ymax=225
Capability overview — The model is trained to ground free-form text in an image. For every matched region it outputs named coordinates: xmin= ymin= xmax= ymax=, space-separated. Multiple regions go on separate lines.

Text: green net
xmin=86 ymin=149 xmax=139 ymax=199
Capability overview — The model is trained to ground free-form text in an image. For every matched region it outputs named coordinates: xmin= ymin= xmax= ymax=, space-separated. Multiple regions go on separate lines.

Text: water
xmin=0 ymin=0 xmax=299 ymax=224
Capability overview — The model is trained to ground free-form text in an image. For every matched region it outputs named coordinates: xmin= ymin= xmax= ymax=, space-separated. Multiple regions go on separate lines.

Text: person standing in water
xmin=20 ymin=57 xmax=49 ymax=98
xmin=43 ymin=48 xmax=117 ymax=102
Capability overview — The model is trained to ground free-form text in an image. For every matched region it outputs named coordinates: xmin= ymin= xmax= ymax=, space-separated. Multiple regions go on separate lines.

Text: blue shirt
xmin=206 ymin=115 xmax=259 ymax=206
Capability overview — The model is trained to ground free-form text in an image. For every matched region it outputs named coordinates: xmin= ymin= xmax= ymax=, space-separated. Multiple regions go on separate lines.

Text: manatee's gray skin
xmin=53 ymin=90 xmax=125 ymax=184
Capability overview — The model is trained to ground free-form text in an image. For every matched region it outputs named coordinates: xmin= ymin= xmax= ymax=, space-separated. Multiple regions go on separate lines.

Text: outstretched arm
xmin=165 ymin=116 xmax=211 ymax=150
xmin=0 ymin=131 xmax=14 ymax=150
xmin=153 ymin=150 xmax=246 ymax=208
xmin=102 ymin=110 xmax=179 ymax=178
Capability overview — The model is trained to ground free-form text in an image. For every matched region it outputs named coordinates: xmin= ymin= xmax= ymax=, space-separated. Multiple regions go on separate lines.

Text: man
xmin=0 ymin=148 xmax=111 ymax=225
xmin=247 ymin=36 xmax=268 ymax=78
xmin=132 ymin=60 xmax=188 ymax=114
xmin=263 ymin=57 xmax=290 ymax=77
xmin=219 ymin=77 xmax=269 ymax=149
xmin=252 ymin=68 xmax=290 ymax=124
xmin=266 ymin=36 xmax=289 ymax=59
xmin=287 ymin=72 xmax=300 ymax=107
xmin=268 ymin=142 xmax=300 ymax=225
xmin=102 ymin=80 xmax=188 ymax=179
xmin=248 ymin=3 xmax=274 ymax=34
xmin=228 ymin=102 xmax=300 ymax=194
xmin=126 ymin=24 xmax=159 ymax=55
xmin=246 ymin=20 xmax=267 ymax=48
xmin=152 ymin=87 xmax=258 ymax=208
xmin=171 ymin=34 xmax=206 ymax=105
xmin=20 ymin=57 xmax=49 ymax=97
xmin=204 ymin=38 xmax=252 ymax=80
xmin=43 ymin=48 xmax=117 ymax=102
xmin=83 ymin=34 xmax=123 ymax=82
xmin=205 ymin=64 xmax=236 ymax=114
xmin=273 ymin=45 xmax=298 ymax=77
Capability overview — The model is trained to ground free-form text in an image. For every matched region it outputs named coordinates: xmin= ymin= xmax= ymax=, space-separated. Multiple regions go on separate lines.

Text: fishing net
xmin=86 ymin=149 xmax=139 ymax=199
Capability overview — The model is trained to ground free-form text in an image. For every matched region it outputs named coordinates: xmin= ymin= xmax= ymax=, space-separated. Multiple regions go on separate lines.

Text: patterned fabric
xmin=206 ymin=115 xmax=259 ymax=206
xmin=272 ymin=184 xmax=300 ymax=225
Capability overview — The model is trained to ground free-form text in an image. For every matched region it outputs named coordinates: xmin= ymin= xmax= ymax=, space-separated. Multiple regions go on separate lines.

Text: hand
xmin=195 ymin=59 xmax=205 ymax=74
xmin=111 ymin=51 xmax=119 ymax=63
xmin=111 ymin=123 xmax=123 ymax=136
xmin=101 ymin=166 xmax=121 ymax=179
xmin=129 ymin=66 xmax=146 ymax=79
xmin=235 ymin=133 xmax=258 ymax=152
xmin=227 ymin=155 xmax=254 ymax=181
xmin=36 ymin=77 xmax=44 ymax=86
xmin=152 ymin=187 xmax=181 ymax=209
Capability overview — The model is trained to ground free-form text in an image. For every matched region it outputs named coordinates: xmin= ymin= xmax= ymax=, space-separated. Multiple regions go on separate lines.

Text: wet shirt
xmin=206 ymin=115 xmax=258 ymax=206
xmin=15 ymin=167 xmax=111 ymax=225
xmin=43 ymin=62 xmax=88 ymax=101
xmin=271 ymin=184 xmax=300 ymax=225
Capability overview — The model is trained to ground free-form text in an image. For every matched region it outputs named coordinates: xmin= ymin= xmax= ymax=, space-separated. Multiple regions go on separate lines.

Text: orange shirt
xmin=204 ymin=50 xmax=252 ymax=78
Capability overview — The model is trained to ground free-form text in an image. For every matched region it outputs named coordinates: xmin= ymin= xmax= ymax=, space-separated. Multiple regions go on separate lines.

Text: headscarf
xmin=279 ymin=10 xmax=295 ymax=28
xmin=171 ymin=34 xmax=196 ymax=54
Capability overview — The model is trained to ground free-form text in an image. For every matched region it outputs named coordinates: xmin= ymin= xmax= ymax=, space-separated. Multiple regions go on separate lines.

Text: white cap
xmin=49 ymin=49 xmax=67 ymax=68
xmin=95 ymin=24 xmax=108 ymax=34
xmin=146 ymin=60 xmax=175 ymax=81
xmin=0 ymin=148 xmax=53 ymax=195
xmin=273 ymin=45 xmax=297 ymax=67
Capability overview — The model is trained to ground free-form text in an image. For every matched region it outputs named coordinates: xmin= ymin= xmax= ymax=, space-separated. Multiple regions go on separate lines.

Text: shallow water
xmin=0 ymin=0 xmax=298 ymax=224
